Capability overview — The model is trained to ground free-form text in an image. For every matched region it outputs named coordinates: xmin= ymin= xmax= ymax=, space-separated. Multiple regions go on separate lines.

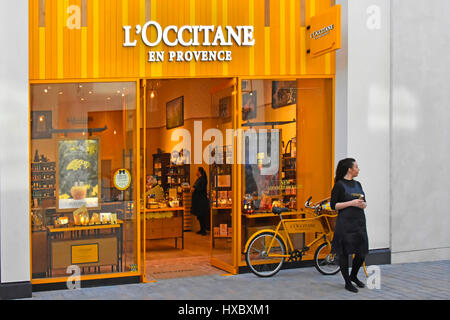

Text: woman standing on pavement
xmin=330 ymin=158 xmax=369 ymax=293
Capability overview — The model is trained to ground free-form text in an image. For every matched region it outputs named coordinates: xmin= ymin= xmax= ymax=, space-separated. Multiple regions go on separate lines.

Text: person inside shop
xmin=145 ymin=175 xmax=164 ymax=202
xmin=191 ymin=167 xmax=210 ymax=236
xmin=330 ymin=158 xmax=369 ymax=293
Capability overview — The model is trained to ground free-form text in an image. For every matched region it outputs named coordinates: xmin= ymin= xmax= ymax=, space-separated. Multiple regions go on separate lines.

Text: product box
xmin=227 ymin=227 xmax=232 ymax=237
xmin=220 ymin=224 xmax=228 ymax=237
xmin=218 ymin=174 xmax=231 ymax=187
xmin=213 ymin=227 xmax=220 ymax=237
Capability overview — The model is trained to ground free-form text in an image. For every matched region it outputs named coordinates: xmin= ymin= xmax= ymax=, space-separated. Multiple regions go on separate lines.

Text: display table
xmin=47 ymin=221 xmax=123 ymax=277
xmin=143 ymin=207 xmax=184 ymax=249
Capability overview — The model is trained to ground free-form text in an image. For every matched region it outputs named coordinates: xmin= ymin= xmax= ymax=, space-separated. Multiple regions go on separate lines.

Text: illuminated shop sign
xmin=123 ymin=21 xmax=255 ymax=63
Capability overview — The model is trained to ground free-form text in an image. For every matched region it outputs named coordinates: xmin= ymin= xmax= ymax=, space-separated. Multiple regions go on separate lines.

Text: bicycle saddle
xmin=272 ymin=207 xmax=289 ymax=215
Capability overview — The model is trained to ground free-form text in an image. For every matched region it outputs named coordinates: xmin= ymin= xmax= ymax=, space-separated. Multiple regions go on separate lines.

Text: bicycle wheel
xmin=245 ymin=232 xmax=287 ymax=277
xmin=314 ymin=242 xmax=340 ymax=275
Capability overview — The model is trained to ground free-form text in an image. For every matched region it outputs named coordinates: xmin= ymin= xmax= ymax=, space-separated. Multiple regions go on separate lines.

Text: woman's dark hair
xmin=335 ymin=158 xmax=356 ymax=183
xmin=198 ymin=167 xmax=207 ymax=178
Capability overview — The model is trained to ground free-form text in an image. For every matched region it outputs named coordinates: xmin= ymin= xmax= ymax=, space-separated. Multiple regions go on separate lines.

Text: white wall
xmin=0 ymin=1 xmax=30 ymax=283
xmin=335 ymin=0 xmax=348 ymax=162
xmin=336 ymin=0 xmax=391 ymax=251
xmin=390 ymin=0 xmax=450 ymax=263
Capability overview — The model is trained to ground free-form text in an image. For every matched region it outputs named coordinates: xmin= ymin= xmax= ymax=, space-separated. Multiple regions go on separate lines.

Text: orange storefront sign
xmin=309 ymin=5 xmax=342 ymax=58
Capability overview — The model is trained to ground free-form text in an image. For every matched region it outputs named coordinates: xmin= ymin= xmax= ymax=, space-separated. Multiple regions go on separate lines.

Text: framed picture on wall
xmin=242 ymin=91 xmax=257 ymax=121
xmin=31 ymin=111 xmax=52 ymax=139
xmin=166 ymin=96 xmax=184 ymax=129
xmin=57 ymin=138 xmax=101 ymax=211
xmin=272 ymin=81 xmax=298 ymax=109
xmin=219 ymin=96 xmax=232 ymax=123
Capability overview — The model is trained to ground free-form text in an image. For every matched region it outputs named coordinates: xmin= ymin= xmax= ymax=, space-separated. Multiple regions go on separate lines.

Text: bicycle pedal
xmin=288 ymin=250 xmax=303 ymax=262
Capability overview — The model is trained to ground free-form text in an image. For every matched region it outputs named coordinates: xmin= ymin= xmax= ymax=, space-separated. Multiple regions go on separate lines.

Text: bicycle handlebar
xmin=272 ymin=207 xmax=290 ymax=215
xmin=272 ymin=196 xmax=329 ymax=215
xmin=305 ymin=196 xmax=328 ymax=211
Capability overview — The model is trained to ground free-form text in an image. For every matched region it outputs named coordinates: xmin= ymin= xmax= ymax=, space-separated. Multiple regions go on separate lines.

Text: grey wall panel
xmin=391 ymin=0 xmax=450 ymax=262
xmin=0 ymin=1 xmax=30 ymax=282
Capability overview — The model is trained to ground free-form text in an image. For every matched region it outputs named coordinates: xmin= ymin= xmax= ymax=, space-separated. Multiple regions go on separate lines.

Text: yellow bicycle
xmin=244 ymin=197 xmax=341 ymax=277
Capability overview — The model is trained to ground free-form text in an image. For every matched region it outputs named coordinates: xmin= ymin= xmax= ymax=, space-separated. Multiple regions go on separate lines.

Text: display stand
xmin=47 ymin=221 xmax=124 ymax=277
xmin=182 ymin=188 xmax=193 ymax=231
xmin=153 ymin=153 xmax=171 ymax=191
xmin=167 ymin=163 xmax=190 ymax=202
xmin=209 ymin=146 xmax=233 ymax=248
xmin=31 ymin=161 xmax=56 ymax=206
xmin=144 ymin=207 xmax=184 ymax=249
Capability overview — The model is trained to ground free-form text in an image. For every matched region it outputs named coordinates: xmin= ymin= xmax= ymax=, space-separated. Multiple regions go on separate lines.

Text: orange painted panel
xmin=29 ymin=0 xmax=337 ymax=80
xmin=297 ymin=78 xmax=333 ymax=206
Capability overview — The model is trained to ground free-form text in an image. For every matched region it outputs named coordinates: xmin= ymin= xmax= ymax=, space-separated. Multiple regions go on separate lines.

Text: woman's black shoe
xmin=345 ymin=283 xmax=359 ymax=293
xmin=197 ymin=230 xmax=207 ymax=235
xmin=350 ymin=277 xmax=365 ymax=288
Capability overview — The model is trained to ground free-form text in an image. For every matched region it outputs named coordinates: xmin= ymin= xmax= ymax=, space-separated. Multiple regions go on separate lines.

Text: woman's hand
xmin=352 ymin=199 xmax=367 ymax=209
xmin=335 ymin=199 xmax=367 ymax=211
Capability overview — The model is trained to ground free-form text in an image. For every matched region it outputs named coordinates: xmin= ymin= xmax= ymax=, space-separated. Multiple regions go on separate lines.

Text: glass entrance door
xmin=139 ymin=78 xmax=238 ymax=280
xmin=209 ymin=79 xmax=238 ymax=274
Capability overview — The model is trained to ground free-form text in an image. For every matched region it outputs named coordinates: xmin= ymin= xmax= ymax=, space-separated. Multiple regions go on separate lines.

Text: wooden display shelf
xmin=143 ymin=207 xmax=184 ymax=213
xmin=48 ymin=220 xmax=123 ymax=233
xmin=47 ymin=220 xmax=124 ymax=277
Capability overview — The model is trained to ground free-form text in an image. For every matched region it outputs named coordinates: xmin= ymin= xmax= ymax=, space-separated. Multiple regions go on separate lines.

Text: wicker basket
xmin=318 ymin=209 xmax=338 ymax=233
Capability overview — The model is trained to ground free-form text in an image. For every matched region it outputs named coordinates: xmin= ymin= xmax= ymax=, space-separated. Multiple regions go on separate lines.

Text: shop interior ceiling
xmin=33 ymin=82 xmax=129 ymax=112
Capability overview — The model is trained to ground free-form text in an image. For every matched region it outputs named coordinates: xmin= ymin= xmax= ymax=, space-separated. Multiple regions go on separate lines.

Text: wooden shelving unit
xmin=31 ymin=161 xmax=56 ymax=206
xmin=281 ymin=155 xmax=297 ymax=207
xmin=167 ymin=163 xmax=190 ymax=201
xmin=209 ymin=146 xmax=233 ymax=247
xmin=182 ymin=188 xmax=193 ymax=231
xmin=153 ymin=153 xmax=171 ymax=192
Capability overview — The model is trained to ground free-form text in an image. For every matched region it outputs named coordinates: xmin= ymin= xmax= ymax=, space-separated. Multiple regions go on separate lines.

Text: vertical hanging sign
xmin=309 ymin=5 xmax=342 ymax=58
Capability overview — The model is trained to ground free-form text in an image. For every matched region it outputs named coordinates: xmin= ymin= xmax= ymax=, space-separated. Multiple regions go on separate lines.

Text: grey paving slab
xmin=22 ymin=260 xmax=450 ymax=300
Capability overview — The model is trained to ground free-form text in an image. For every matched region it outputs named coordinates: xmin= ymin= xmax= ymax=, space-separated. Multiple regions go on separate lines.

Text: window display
xmin=30 ymin=81 xmax=138 ymax=280
xmin=240 ymin=79 xmax=301 ymax=256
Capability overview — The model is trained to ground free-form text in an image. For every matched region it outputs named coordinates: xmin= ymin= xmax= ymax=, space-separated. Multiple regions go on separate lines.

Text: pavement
xmin=23 ymin=260 xmax=450 ymax=300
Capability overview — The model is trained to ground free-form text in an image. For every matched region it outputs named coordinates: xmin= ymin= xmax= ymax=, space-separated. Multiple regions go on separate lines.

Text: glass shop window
xmin=30 ymin=82 xmax=138 ymax=279
xmin=240 ymin=79 xmax=300 ymax=255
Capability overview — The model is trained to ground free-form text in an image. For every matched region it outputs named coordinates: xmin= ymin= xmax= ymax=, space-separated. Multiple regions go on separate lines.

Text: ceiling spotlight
xmin=79 ymin=85 xmax=83 ymax=88
xmin=150 ymin=81 xmax=156 ymax=99
xmin=44 ymin=89 xmax=48 ymax=93
xmin=122 ymin=93 xmax=125 ymax=97
xmin=89 ymin=91 xmax=92 ymax=94
xmin=81 ymin=98 xmax=85 ymax=101
xmin=59 ymin=91 xmax=63 ymax=95
xmin=107 ymin=97 xmax=111 ymax=100
xmin=113 ymin=130 xmax=117 ymax=135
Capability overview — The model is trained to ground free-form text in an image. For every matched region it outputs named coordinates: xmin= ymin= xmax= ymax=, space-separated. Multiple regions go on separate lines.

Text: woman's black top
xmin=191 ymin=175 xmax=210 ymax=217
xmin=330 ymin=179 xmax=369 ymax=257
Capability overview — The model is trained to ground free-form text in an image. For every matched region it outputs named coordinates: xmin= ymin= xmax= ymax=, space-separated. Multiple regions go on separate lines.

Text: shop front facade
xmin=25 ymin=0 xmax=340 ymax=288
xmin=3 ymin=0 xmax=450 ymax=301
xmin=7 ymin=0 xmax=412 ymax=300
